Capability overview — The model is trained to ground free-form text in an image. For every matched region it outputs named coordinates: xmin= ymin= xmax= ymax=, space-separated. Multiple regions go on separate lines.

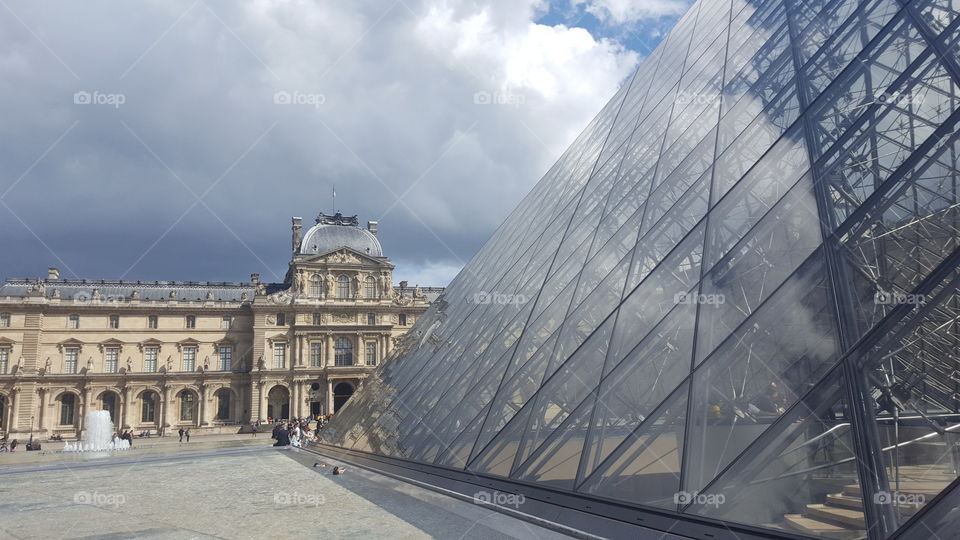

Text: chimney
xmin=48 ymin=267 xmax=60 ymax=280
xmin=292 ymin=217 xmax=303 ymax=255
xmin=367 ymin=220 xmax=378 ymax=236
xmin=250 ymin=273 xmax=260 ymax=284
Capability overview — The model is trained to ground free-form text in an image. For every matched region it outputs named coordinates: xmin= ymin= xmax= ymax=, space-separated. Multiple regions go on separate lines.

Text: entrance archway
xmin=267 ymin=385 xmax=290 ymax=421
xmin=333 ymin=382 xmax=354 ymax=412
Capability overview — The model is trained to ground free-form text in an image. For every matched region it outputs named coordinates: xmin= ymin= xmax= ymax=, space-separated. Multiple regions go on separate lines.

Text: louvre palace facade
xmin=0 ymin=212 xmax=441 ymax=439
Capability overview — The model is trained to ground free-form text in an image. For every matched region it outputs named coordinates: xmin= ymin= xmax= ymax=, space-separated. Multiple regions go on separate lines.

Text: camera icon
xmin=873 ymin=491 xmax=892 ymax=505
xmin=73 ymin=91 xmax=91 ymax=105
xmin=874 ymin=291 xmax=892 ymax=305
xmin=74 ymin=491 xmax=92 ymax=504
xmin=674 ymin=491 xmax=694 ymax=505
xmin=273 ymin=491 xmax=291 ymax=505
xmin=472 ymin=291 xmax=491 ymax=305
xmin=473 ymin=491 xmax=491 ymax=503
xmin=73 ymin=290 xmax=92 ymax=303
xmin=273 ymin=91 xmax=291 ymax=105
xmin=473 ymin=91 xmax=491 ymax=105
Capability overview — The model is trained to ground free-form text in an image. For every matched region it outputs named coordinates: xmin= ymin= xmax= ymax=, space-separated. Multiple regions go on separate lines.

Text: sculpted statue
xmin=126 ymin=357 xmax=133 ymax=372
xmin=52 ymin=288 xmax=61 ymax=299
xmin=297 ymin=273 xmax=306 ymax=295
xmin=131 ymin=290 xmax=140 ymax=300
xmin=206 ymin=291 xmax=214 ymax=300
xmin=353 ymin=275 xmax=362 ymax=299
xmin=92 ymin=289 xmax=102 ymax=300
xmin=256 ymin=282 xmax=266 ymax=295
xmin=414 ymin=286 xmax=425 ymax=300
xmin=326 ymin=274 xmax=336 ymax=296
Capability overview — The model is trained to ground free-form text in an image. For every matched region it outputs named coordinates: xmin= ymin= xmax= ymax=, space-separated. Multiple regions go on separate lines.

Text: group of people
xmin=0 ymin=439 xmax=18 ymax=452
xmin=117 ymin=430 xmax=135 ymax=447
xmin=271 ymin=416 xmax=327 ymax=447
xmin=177 ymin=428 xmax=191 ymax=443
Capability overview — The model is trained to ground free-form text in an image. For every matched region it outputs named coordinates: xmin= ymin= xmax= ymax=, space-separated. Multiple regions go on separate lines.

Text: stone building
xmin=0 ymin=212 xmax=442 ymax=439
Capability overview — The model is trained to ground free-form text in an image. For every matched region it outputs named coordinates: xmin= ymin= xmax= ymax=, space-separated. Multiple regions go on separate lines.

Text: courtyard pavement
xmin=0 ymin=443 xmax=576 ymax=540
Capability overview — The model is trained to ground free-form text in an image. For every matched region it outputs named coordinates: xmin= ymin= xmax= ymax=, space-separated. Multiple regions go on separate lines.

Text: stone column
xmin=326 ymin=335 xmax=334 ymax=367
xmin=197 ymin=385 xmax=206 ymax=427
xmin=326 ymin=378 xmax=334 ymax=415
xmin=259 ymin=382 xmax=269 ymax=421
xmin=37 ymin=388 xmax=48 ymax=435
xmin=80 ymin=386 xmax=92 ymax=434
xmin=160 ymin=385 xmax=171 ymax=436
xmin=8 ymin=388 xmax=19 ymax=433
xmin=122 ymin=386 xmax=133 ymax=429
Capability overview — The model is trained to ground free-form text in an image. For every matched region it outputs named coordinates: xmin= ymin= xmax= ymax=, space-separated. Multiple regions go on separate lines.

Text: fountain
xmin=62 ymin=410 xmax=131 ymax=452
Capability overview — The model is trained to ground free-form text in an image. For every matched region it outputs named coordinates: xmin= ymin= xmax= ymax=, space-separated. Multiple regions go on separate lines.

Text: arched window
xmin=310 ymin=274 xmax=323 ymax=297
xmin=337 ymin=275 xmax=350 ymax=299
xmin=59 ymin=394 xmax=76 ymax=425
xmin=334 ymin=337 xmax=353 ymax=366
xmin=215 ymin=389 xmax=231 ymax=420
xmin=141 ymin=392 xmax=157 ymax=423
xmin=179 ymin=391 xmax=196 ymax=422
xmin=364 ymin=276 xmax=377 ymax=299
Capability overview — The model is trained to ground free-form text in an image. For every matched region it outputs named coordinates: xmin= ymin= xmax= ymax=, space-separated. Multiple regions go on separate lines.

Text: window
xmin=68 ymin=314 xmax=80 ymax=329
xmin=398 ymin=313 xmax=407 ymax=326
xmin=141 ymin=392 xmax=157 ymax=423
xmin=185 ymin=315 xmax=196 ymax=329
xmin=365 ymin=341 xmax=377 ymax=366
xmin=64 ymin=347 xmax=79 ymax=374
xmin=104 ymin=347 xmax=119 ymax=373
xmin=313 ymin=313 xmax=322 ymax=325
xmin=310 ymin=342 xmax=322 ymax=367
xmin=182 ymin=346 xmax=196 ymax=371
xmin=0 ymin=348 xmax=8 ymax=374
xmin=273 ymin=343 xmax=286 ymax=368
xmin=276 ymin=313 xmax=286 ymax=326
xmin=148 ymin=315 xmax=158 ymax=329
xmin=109 ymin=315 xmax=120 ymax=329
xmin=367 ymin=313 xmax=377 ymax=325
xmin=310 ymin=274 xmax=323 ymax=297
xmin=0 ymin=313 xmax=9 ymax=328
xmin=337 ymin=275 xmax=350 ymax=299
xmin=221 ymin=316 xmax=232 ymax=329
xmin=364 ymin=276 xmax=377 ymax=299
xmin=144 ymin=347 xmax=158 ymax=373
xmin=216 ymin=389 xmax=231 ymax=420
xmin=59 ymin=394 xmax=76 ymax=425
xmin=179 ymin=392 xmax=195 ymax=421
xmin=334 ymin=338 xmax=353 ymax=366
xmin=218 ymin=346 xmax=232 ymax=371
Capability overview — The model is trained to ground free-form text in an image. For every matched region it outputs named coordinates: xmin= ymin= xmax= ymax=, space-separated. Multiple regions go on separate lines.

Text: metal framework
xmin=320 ymin=0 xmax=960 ymax=538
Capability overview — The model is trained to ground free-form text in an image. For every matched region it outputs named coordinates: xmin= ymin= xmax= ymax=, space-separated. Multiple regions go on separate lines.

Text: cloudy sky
xmin=0 ymin=0 xmax=691 ymax=287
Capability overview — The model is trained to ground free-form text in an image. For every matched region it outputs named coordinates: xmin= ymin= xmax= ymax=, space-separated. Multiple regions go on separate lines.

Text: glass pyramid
xmin=321 ymin=0 xmax=960 ymax=537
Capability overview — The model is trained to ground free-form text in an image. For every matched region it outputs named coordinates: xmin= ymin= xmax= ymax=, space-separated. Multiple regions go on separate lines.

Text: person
xmin=9 ymin=439 xmax=18 ymax=452
xmin=291 ymin=424 xmax=301 ymax=447
xmin=251 ymin=423 xmax=258 ymax=438
xmin=185 ymin=429 xmax=190 ymax=442
xmin=178 ymin=428 xmax=185 ymax=443
xmin=273 ymin=425 xmax=290 ymax=447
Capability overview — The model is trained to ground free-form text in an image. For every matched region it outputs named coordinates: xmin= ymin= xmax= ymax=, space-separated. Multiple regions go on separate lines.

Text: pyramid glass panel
xmin=322 ymin=0 xmax=960 ymax=536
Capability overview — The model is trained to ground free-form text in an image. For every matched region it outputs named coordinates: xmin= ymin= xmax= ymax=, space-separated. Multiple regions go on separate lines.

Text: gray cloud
xmin=0 ymin=0 xmax=643 ymax=286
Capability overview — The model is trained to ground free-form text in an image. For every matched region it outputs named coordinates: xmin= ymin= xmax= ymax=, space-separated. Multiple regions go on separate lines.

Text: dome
xmin=300 ymin=214 xmax=383 ymax=257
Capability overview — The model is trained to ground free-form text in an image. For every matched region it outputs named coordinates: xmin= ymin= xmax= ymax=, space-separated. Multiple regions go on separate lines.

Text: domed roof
xmin=300 ymin=213 xmax=383 ymax=257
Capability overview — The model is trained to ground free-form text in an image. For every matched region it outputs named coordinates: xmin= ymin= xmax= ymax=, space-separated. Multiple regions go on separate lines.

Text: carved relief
xmin=333 ymin=313 xmax=354 ymax=323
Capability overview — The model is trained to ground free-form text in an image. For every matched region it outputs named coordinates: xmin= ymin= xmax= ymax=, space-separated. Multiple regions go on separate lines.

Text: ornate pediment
xmin=97 ymin=338 xmax=125 ymax=352
xmin=297 ymin=247 xmax=392 ymax=269
xmin=56 ymin=338 xmax=85 ymax=352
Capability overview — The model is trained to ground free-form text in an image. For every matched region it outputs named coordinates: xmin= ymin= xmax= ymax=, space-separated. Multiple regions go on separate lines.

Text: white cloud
xmin=574 ymin=0 xmax=689 ymax=24
xmin=0 ymin=0 xmax=645 ymax=287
